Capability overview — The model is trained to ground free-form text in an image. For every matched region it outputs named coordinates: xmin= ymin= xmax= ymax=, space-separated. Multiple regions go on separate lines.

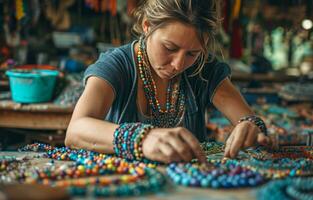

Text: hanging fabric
xmin=45 ymin=0 xmax=75 ymax=31
xmin=229 ymin=0 xmax=243 ymax=59
xmin=222 ymin=0 xmax=231 ymax=33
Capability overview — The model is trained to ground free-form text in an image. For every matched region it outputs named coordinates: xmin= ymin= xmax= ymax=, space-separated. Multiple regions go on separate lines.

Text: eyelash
xmin=164 ymin=45 xmax=198 ymax=57
xmin=187 ymin=52 xmax=197 ymax=57
xmin=164 ymin=46 xmax=177 ymax=52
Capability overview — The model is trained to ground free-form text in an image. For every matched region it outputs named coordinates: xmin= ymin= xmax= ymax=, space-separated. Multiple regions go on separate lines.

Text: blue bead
xmin=239 ymin=178 xmax=247 ymax=186
xmin=248 ymin=178 xmax=256 ymax=186
xmin=182 ymin=178 xmax=190 ymax=186
xmin=174 ymin=175 xmax=181 ymax=184
xmin=201 ymin=179 xmax=209 ymax=187
xmin=289 ymin=169 xmax=296 ymax=177
xmin=211 ymin=180 xmax=220 ymax=188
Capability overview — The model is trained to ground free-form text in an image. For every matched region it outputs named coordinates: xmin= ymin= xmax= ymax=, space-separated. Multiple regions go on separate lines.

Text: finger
xmin=257 ymin=133 xmax=270 ymax=146
xmin=158 ymin=141 xmax=181 ymax=163
xmin=177 ymin=128 xmax=207 ymax=162
xmin=166 ymin=135 xmax=193 ymax=162
xmin=242 ymin=128 xmax=258 ymax=148
xmin=229 ymin=126 xmax=248 ymax=158
xmin=145 ymin=148 xmax=169 ymax=163
xmin=224 ymin=133 xmax=234 ymax=158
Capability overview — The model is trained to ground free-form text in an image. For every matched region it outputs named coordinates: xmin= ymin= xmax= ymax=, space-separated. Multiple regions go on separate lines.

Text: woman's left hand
xmin=224 ymin=121 xmax=271 ymax=158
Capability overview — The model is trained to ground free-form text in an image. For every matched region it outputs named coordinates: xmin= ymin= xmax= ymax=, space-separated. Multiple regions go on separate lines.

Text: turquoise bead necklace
xmin=257 ymin=178 xmax=313 ymax=200
xmin=167 ymin=162 xmax=265 ymax=188
xmin=137 ymin=37 xmax=186 ymax=128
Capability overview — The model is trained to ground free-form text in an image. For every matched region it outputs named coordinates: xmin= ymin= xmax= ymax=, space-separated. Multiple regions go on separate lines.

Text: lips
xmin=160 ymin=70 xmax=175 ymax=79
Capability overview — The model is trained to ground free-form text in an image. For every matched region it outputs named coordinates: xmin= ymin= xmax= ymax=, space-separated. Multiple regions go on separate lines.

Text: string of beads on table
xmin=10 ymin=143 xmax=166 ymax=197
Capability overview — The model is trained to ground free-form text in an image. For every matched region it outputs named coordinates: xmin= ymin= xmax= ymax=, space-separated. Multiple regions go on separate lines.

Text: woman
xmin=65 ymin=0 xmax=270 ymax=163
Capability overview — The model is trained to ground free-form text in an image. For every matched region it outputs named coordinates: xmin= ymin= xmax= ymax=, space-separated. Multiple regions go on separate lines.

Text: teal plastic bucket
xmin=6 ymin=69 xmax=59 ymax=103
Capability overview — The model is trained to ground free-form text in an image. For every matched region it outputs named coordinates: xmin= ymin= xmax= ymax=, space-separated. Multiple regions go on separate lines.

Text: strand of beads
xmin=18 ymin=143 xmax=166 ymax=197
xmin=200 ymin=141 xmax=224 ymax=155
xmin=257 ymin=178 xmax=313 ymax=200
xmin=285 ymin=178 xmax=313 ymax=200
xmin=19 ymin=143 xmax=54 ymax=153
xmin=238 ymin=146 xmax=313 ymax=179
xmin=167 ymin=162 xmax=265 ymax=188
xmin=240 ymin=157 xmax=313 ymax=179
xmin=26 ymin=156 xmax=166 ymax=197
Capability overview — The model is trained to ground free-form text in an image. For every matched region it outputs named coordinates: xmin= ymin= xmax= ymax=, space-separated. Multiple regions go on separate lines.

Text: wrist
xmin=237 ymin=115 xmax=268 ymax=136
xmin=113 ymin=122 xmax=154 ymax=161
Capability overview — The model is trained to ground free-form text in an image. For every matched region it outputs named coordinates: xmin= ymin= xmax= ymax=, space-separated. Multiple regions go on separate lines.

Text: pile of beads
xmin=237 ymin=157 xmax=313 ymax=178
xmin=26 ymin=156 xmax=166 ymax=197
xmin=19 ymin=143 xmax=54 ymax=153
xmin=0 ymin=156 xmax=30 ymax=183
xmin=269 ymin=146 xmax=313 ymax=159
xmin=202 ymin=142 xmax=264 ymax=163
xmin=257 ymin=177 xmax=313 ymax=200
xmin=200 ymin=141 xmax=224 ymax=155
xmin=18 ymin=143 xmax=165 ymax=197
xmin=167 ymin=162 xmax=265 ymax=188
xmin=235 ymin=146 xmax=313 ymax=178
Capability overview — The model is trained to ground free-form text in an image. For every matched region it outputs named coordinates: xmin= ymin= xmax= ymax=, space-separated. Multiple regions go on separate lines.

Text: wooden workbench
xmin=0 ymin=151 xmax=257 ymax=200
xmin=0 ymin=100 xmax=73 ymax=130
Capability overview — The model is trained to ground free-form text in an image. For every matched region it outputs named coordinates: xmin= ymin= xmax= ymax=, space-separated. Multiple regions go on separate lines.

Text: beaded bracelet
xmin=238 ymin=115 xmax=268 ymax=136
xmin=113 ymin=123 xmax=154 ymax=161
xmin=133 ymin=124 xmax=154 ymax=160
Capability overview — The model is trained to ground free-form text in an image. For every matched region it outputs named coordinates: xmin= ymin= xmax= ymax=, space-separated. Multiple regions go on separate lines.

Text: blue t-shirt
xmin=84 ymin=41 xmax=231 ymax=142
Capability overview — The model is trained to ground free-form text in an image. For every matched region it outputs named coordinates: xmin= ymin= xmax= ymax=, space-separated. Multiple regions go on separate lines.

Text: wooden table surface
xmin=0 ymin=151 xmax=258 ymax=200
xmin=0 ymin=100 xmax=73 ymax=130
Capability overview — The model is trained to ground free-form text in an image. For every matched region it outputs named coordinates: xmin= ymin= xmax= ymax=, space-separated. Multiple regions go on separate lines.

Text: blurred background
xmin=0 ymin=0 xmax=313 ymax=149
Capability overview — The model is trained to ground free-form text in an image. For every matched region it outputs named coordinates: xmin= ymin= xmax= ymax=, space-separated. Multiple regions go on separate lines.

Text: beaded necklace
xmin=27 ymin=156 xmax=165 ymax=197
xmin=257 ymin=178 xmax=313 ymax=200
xmin=167 ymin=162 xmax=265 ymax=188
xmin=137 ymin=37 xmax=186 ymax=128
xmin=189 ymin=142 xmax=313 ymax=181
xmin=15 ymin=143 xmax=166 ymax=197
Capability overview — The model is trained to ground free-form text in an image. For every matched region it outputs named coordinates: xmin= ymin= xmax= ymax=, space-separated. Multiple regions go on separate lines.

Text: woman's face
xmin=144 ymin=21 xmax=203 ymax=80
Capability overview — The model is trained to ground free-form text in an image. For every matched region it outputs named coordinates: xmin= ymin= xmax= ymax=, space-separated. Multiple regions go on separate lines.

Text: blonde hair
xmin=132 ymin=0 xmax=222 ymax=77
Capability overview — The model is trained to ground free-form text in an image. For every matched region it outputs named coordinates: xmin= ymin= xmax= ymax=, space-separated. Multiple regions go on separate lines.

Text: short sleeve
xmin=203 ymin=60 xmax=232 ymax=103
xmin=83 ymin=50 xmax=125 ymax=96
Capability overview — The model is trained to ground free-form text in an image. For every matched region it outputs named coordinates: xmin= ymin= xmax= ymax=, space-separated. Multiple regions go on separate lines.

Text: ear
xmin=142 ymin=19 xmax=150 ymax=34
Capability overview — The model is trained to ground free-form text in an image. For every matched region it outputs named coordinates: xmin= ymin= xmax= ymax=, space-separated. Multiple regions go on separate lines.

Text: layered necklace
xmin=136 ymin=37 xmax=186 ymax=128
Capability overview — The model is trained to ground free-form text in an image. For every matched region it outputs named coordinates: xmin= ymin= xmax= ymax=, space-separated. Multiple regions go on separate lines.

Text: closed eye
xmin=164 ymin=45 xmax=178 ymax=52
xmin=187 ymin=52 xmax=197 ymax=57
xmin=187 ymin=51 xmax=200 ymax=57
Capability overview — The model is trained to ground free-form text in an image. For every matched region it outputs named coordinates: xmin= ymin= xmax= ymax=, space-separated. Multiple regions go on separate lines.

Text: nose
xmin=170 ymin=52 xmax=185 ymax=72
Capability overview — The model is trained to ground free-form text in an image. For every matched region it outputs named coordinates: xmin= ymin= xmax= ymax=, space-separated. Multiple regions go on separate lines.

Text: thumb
xmin=257 ymin=133 xmax=270 ymax=146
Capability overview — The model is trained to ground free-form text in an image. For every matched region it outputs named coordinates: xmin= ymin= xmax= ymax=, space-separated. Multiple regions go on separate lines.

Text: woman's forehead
xmin=152 ymin=22 xmax=203 ymax=49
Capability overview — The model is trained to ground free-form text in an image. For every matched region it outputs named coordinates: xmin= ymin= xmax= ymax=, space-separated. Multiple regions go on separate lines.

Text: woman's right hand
xmin=142 ymin=127 xmax=207 ymax=163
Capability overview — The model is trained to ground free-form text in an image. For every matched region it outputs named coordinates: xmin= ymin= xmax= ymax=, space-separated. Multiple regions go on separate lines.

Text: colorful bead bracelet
xmin=113 ymin=122 xmax=155 ymax=163
xmin=238 ymin=115 xmax=268 ymax=135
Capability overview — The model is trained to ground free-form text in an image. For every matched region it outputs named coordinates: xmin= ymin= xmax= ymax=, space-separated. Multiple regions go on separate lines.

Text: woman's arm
xmin=65 ymin=76 xmax=206 ymax=163
xmin=212 ymin=78 xmax=269 ymax=158
xmin=65 ymin=76 xmax=118 ymax=153
xmin=212 ymin=78 xmax=253 ymax=124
